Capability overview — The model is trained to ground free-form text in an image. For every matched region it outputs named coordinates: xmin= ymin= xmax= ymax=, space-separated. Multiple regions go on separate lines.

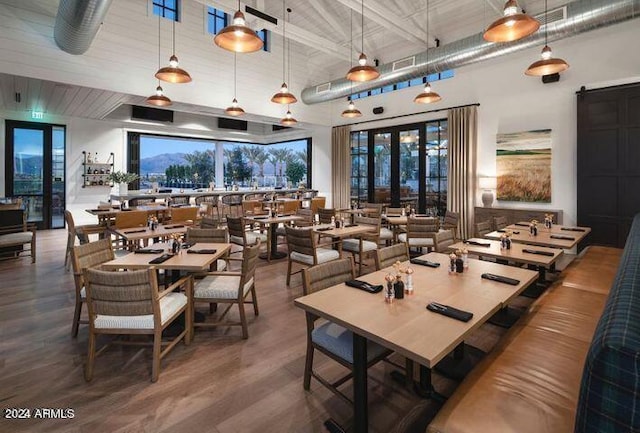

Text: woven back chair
xmin=342 ymin=215 xmax=381 ymax=275
xmin=220 ymin=193 xmax=244 ymax=219
xmin=475 ymin=220 xmax=493 ymax=238
xmin=171 ymin=196 xmax=190 ymax=205
xmin=194 ymin=194 xmax=220 ymax=220
xmin=434 ymin=229 xmax=456 ymax=253
xmin=294 ymin=208 xmax=313 ymax=227
xmin=64 ymin=210 xmax=105 ymax=270
xmin=376 ymin=243 xmax=410 ymax=271
xmin=310 ymin=197 xmax=326 ymax=215
xmin=318 ymin=207 xmax=336 ymax=224
xmin=226 ymin=216 xmax=266 ymax=252
xmin=399 ymin=216 xmax=439 ymax=254
xmin=200 ymin=216 xmax=221 ymax=229
xmin=83 ymin=267 xmax=192 ymax=382
xmin=442 ymin=210 xmax=460 ymax=238
xmin=285 ymin=226 xmax=340 ymax=286
xmin=186 ymin=227 xmax=227 ymax=243
xmin=361 ymin=202 xmax=383 ymax=218
xmin=70 ymin=238 xmax=115 ymax=337
xmin=301 ymin=257 xmax=390 ymax=404
xmin=192 ymin=240 xmax=261 ymax=339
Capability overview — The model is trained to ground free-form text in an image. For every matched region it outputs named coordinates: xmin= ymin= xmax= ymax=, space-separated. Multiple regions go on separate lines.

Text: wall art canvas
xmin=496 ymin=129 xmax=551 ymax=203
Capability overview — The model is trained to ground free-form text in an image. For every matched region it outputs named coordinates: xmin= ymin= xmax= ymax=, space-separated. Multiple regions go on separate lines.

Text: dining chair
xmin=200 ymin=216 xmax=221 ymax=229
xmin=285 ymin=226 xmax=340 ymax=286
xmin=361 ymin=202 xmax=383 ymax=218
xmin=376 ymin=242 xmax=410 ymax=271
xmin=170 ymin=195 xmax=190 ymax=205
xmin=301 ymin=257 xmax=391 ymax=405
xmin=442 ymin=210 xmax=460 ymax=239
xmin=220 ymin=193 xmax=244 ymax=219
xmin=242 ymin=199 xmax=265 ymax=216
xmin=192 ymin=240 xmax=260 ymax=339
xmin=310 ymin=196 xmax=326 ymax=215
xmin=64 ymin=210 xmax=105 ymax=270
xmin=475 ymin=220 xmax=493 ymax=238
xmin=113 ymin=210 xmax=148 ymax=250
xmin=83 ymin=267 xmax=192 ymax=382
xmin=226 ymin=216 xmax=267 ymax=254
xmin=493 ymin=216 xmax=508 ymax=230
xmin=195 ymin=194 xmax=220 ymax=221
xmin=70 ymin=238 xmax=115 ymax=337
xmin=279 ymin=199 xmax=300 ymax=215
xmin=341 ymin=215 xmax=381 ymax=275
xmin=434 ymin=229 xmax=456 ymax=253
xmin=398 ymin=216 xmax=439 ymax=254
xmin=185 ymin=227 xmax=228 ymax=271
xmin=317 ymin=207 xmax=336 ymax=224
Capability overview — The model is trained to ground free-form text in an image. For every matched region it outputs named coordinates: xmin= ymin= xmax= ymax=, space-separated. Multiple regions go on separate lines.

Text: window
xmin=207 ymin=6 xmax=227 ymax=34
xmin=256 ymin=29 xmax=269 ymax=52
xmin=351 ymin=70 xmax=455 ymax=101
xmin=153 ymin=0 xmax=178 ymax=20
xmin=350 ymin=131 xmax=368 ymax=205
xmin=132 ymin=135 xmax=311 ymax=190
xmin=425 ymin=119 xmax=448 ymax=216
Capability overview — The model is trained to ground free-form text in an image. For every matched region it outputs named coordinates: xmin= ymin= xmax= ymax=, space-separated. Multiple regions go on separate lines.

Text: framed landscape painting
xmin=496 ymin=129 xmax=551 ymax=203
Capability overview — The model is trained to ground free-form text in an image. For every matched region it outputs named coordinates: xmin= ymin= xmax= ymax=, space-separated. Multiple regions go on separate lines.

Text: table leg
xmin=488 ymin=305 xmax=524 ymax=328
xmin=521 ymin=268 xmax=548 ymax=298
xmin=259 ymin=223 xmax=287 ymax=260
xmin=353 ymin=333 xmax=369 ymax=433
xmin=434 ymin=342 xmax=486 ymax=381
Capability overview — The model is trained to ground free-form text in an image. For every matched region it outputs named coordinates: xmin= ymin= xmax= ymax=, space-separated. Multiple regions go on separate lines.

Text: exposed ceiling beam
xmin=307 ymin=0 xmax=349 ymax=40
xmin=197 ymin=0 xmax=350 ymax=61
xmin=335 ymin=0 xmax=427 ymax=45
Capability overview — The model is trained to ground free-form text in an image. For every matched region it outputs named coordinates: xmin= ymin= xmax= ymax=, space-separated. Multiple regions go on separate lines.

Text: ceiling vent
xmin=316 ymin=83 xmax=331 ymax=94
xmin=534 ymin=6 xmax=567 ymax=25
xmin=393 ymin=56 xmax=416 ymax=72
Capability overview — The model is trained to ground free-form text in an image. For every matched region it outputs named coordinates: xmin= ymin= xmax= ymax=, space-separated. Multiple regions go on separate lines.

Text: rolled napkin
xmin=134 ymin=249 xmax=164 ymax=254
xmin=344 ymin=224 xmax=358 ymax=228
xmin=149 ymin=254 xmax=173 ymax=264
xmin=514 ymin=223 xmax=530 ymax=227
xmin=410 ymin=258 xmax=440 ymax=268
xmin=561 ymin=227 xmax=586 ymax=232
xmin=481 ymin=273 xmax=520 ymax=285
xmin=316 ymin=227 xmax=332 ymax=232
xmin=124 ymin=228 xmax=146 ymax=234
xmin=550 ymin=234 xmax=575 ymax=240
xmin=164 ymin=224 xmax=185 ymax=229
xmin=522 ymin=248 xmax=555 ymax=257
xmin=345 ymin=280 xmax=383 ymax=293
xmin=464 ymin=240 xmax=491 ymax=247
xmin=427 ymin=302 xmax=473 ymax=322
xmin=187 ymin=249 xmax=218 ymax=254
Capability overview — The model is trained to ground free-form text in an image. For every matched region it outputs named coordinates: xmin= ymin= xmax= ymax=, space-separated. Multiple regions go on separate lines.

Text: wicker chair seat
xmin=398 ymin=233 xmax=434 ymax=247
xmin=379 ymin=227 xmax=394 ymax=240
xmin=195 ymin=275 xmax=254 ymax=299
xmin=342 ymin=239 xmax=378 ymax=253
xmin=0 ymin=232 xmax=32 ymax=246
xmin=93 ymin=292 xmax=187 ymax=329
xmin=230 ymin=231 xmax=267 ymax=246
xmin=290 ymin=248 xmax=339 ymax=265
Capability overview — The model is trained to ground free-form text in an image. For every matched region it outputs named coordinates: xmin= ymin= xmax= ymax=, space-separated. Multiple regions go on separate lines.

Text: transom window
xmin=153 ymin=0 xmax=179 ymax=21
xmin=207 ymin=7 xmax=227 ymax=34
xmin=351 ymin=70 xmax=454 ymax=101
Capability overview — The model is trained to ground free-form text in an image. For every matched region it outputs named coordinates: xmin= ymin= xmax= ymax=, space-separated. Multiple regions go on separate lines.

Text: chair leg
xmin=84 ymin=331 xmax=96 ymax=382
xmin=65 ymin=233 xmax=73 ymax=270
xmin=286 ymin=259 xmax=292 ymax=286
xmin=303 ymin=343 xmax=314 ymax=390
xmin=238 ymin=299 xmax=248 ymax=339
xmin=151 ymin=329 xmax=162 ymax=382
xmin=71 ymin=299 xmax=83 ymax=338
xmin=250 ymin=285 xmax=259 ymax=316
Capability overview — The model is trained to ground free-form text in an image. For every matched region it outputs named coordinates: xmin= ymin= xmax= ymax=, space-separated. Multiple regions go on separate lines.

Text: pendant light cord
xmin=349 ymin=8 xmax=353 ymax=98
xmin=426 ymin=0 xmax=429 ymax=66
xmin=544 ymin=0 xmax=548 ymax=46
xmin=172 ymin=19 xmax=176 ymax=56
xmin=157 ymin=15 xmax=161 ymax=85
xmin=282 ymin=0 xmax=286 ymax=83
xmin=360 ymin=0 xmax=364 ymax=55
xmin=287 ymin=8 xmax=292 ymax=88
xmin=234 ymin=52 xmax=237 ymax=98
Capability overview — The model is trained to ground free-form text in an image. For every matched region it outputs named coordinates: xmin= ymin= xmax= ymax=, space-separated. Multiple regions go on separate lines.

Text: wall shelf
xmin=82 ymin=151 xmax=114 ymax=188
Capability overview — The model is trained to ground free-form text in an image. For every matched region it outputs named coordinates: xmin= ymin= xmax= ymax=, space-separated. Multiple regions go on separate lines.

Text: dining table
xmin=243 ymin=214 xmax=304 ymax=260
xmin=312 ymin=223 xmax=377 ymax=259
xmin=295 ymin=252 xmax=538 ymax=433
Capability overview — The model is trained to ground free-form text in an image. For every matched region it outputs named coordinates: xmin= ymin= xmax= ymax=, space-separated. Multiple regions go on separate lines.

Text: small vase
xmin=119 ymin=182 xmax=128 ymax=196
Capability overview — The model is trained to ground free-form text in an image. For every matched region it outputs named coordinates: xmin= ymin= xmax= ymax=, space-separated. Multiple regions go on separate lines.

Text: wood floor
xmin=0 ymin=230 xmax=531 ymax=433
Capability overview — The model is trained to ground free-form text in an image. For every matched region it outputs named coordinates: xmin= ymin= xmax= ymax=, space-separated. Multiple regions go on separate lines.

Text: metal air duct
xmin=301 ymin=0 xmax=640 ymax=104
xmin=54 ymin=0 xmax=113 ymax=55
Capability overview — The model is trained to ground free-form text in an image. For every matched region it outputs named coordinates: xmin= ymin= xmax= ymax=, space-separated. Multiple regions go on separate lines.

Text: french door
xmin=4 ymin=120 xmax=66 ymax=229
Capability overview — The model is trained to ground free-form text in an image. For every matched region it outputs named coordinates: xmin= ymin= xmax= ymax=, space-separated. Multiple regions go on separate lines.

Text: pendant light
xmin=214 ymin=0 xmax=263 ymax=53
xmin=225 ymin=53 xmax=245 ymax=116
xmin=414 ymin=0 xmax=441 ymax=104
xmin=155 ymin=18 xmax=192 ymax=83
xmin=271 ymin=4 xmax=297 ymax=104
xmin=483 ymin=0 xmax=540 ymax=43
xmin=525 ymin=0 xmax=569 ymax=76
xmin=346 ymin=0 xmax=379 ymax=82
xmin=342 ymin=10 xmax=361 ymax=118
xmin=147 ymin=16 xmax=172 ymax=106
xmin=280 ymin=106 xmax=297 ymax=126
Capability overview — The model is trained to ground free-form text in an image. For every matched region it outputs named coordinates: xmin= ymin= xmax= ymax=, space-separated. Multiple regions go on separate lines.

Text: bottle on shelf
xmin=87 ymin=152 xmax=92 ymax=163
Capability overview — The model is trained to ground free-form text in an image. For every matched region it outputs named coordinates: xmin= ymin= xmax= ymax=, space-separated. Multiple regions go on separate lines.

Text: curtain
xmin=447 ymin=106 xmax=478 ymax=239
xmin=331 ymin=125 xmax=351 ymax=209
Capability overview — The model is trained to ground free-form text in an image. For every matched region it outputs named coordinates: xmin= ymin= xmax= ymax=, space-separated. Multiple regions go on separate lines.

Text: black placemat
xmin=481 ymin=273 xmax=520 ymax=285
xmin=187 ymin=249 xmax=218 ymax=254
xmin=410 ymin=258 xmax=440 ymax=268
xmin=522 ymin=248 xmax=554 ymax=257
xmin=345 ymin=280 xmax=383 ymax=293
xmin=149 ymin=254 xmax=173 ymax=264
xmin=427 ymin=302 xmax=473 ymax=322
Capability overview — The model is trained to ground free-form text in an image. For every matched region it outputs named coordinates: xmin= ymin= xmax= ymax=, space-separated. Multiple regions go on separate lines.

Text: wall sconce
xmin=478 ymin=176 xmax=497 ymax=207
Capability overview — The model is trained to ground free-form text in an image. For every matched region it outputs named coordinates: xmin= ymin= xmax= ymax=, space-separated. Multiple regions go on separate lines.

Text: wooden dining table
xmin=244 ymin=214 xmax=304 ymax=260
xmin=505 ymin=222 xmax=591 ymax=241
xmin=484 ymin=228 xmax=583 ymax=249
xmin=295 ymin=252 xmax=538 ymax=433
xmin=313 ymin=223 xmax=377 ymax=259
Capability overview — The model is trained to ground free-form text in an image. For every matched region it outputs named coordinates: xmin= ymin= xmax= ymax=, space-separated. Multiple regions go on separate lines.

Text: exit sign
xmin=31 ymin=111 xmax=44 ymax=120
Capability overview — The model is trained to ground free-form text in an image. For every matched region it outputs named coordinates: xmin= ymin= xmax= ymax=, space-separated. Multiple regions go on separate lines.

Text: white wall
xmin=326 ymin=19 xmax=640 ymax=226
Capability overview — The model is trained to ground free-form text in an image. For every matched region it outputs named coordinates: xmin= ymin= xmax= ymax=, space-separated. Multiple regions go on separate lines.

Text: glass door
xmin=5 ymin=120 xmax=66 ymax=229
xmin=425 ymin=120 xmax=448 ymax=216
xmin=350 ymin=131 xmax=368 ymax=206
xmin=399 ymin=129 xmax=420 ymax=210
xmin=372 ymin=132 xmax=391 ymax=204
